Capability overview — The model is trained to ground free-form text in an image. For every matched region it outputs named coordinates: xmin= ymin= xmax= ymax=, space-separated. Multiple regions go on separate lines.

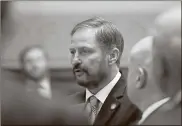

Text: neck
xmin=40 ymin=75 xmax=50 ymax=82
xmin=88 ymin=65 xmax=119 ymax=94
xmin=139 ymin=94 xmax=166 ymax=112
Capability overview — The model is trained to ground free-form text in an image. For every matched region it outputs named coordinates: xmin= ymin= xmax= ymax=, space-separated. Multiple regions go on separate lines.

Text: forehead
xmin=70 ymin=28 xmax=99 ymax=48
xmin=25 ymin=48 xmax=45 ymax=60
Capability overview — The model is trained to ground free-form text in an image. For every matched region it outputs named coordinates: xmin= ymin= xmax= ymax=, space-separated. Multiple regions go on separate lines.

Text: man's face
xmin=69 ymin=28 xmax=109 ymax=88
xmin=23 ymin=48 xmax=48 ymax=80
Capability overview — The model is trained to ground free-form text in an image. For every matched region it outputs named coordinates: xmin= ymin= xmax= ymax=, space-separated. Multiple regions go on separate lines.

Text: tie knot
xmin=89 ymin=95 xmax=98 ymax=107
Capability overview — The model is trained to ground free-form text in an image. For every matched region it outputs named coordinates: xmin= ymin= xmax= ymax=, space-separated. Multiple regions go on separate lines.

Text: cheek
xmin=36 ymin=60 xmax=47 ymax=69
xmin=39 ymin=61 xmax=47 ymax=69
xmin=86 ymin=55 xmax=106 ymax=72
xmin=24 ymin=63 xmax=32 ymax=72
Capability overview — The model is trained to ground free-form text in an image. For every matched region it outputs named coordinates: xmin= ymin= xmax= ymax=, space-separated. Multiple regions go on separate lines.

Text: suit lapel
xmin=94 ymin=76 xmax=126 ymax=125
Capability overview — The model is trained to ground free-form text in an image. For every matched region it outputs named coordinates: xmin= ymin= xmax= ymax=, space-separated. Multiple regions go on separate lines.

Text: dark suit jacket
xmin=1 ymin=76 xmax=68 ymax=125
xmin=141 ymin=101 xmax=181 ymax=125
xmin=68 ymin=74 xmax=142 ymax=126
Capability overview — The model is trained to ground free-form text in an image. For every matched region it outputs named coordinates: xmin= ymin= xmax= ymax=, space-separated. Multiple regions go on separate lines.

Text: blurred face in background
xmin=70 ymin=28 xmax=109 ymax=88
xmin=23 ymin=48 xmax=48 ymax=80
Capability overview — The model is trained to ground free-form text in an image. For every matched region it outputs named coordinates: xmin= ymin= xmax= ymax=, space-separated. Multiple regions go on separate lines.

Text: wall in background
xmin=1 ymin=1 xmax=180 ymax=69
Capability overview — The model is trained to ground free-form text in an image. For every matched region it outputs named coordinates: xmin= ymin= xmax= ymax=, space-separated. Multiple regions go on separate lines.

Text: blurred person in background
xmin=19 ymin=45 xmax=52 ymax=99
xmin=127 ymin=36 xmax=168 ymax=125
xmin=68 ymin=17 xmax=141 ymax=125
xmin=127 ymin=6 xmax=181 ymax=125
xmin=142 ymin=6 xmax=181 ymax=125
xmin=1 ymin=45 xmax=69 ymax=125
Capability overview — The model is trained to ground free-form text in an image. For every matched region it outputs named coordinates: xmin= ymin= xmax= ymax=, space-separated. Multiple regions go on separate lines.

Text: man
xmin=127 ymin=7 xmax=181 ymax=125
xmin=19 ymin=45 xmax=52 ymax=99
xmin=127 ymin=36 xmax=169 ymax=125
xmin=1 ymin=45 xmax=69 ymax=125
xmin=69 ymin=17 xmax=141 ymax=125
xmin=153 ymin=7 xmax=181 ymax=106
xmin=141 ymin=7 xmax=181 ymax=125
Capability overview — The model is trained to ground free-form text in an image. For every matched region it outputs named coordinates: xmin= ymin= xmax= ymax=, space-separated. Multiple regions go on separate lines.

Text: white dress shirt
xmin=137 ymin=97 xmax=170 ymax=125
xmin=26 ymin=78 xmax=52 ymax=99
xmin=86 ymin=71 xmax=121 ymax=112
xmin=38 ymin=78 xmax=52 ymax=99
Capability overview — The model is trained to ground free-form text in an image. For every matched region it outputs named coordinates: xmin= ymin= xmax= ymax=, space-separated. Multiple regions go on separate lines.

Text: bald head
xmin=127 ymin=36 xmax=157 ymax=110
xmin=130 ymin=36 xmax=153 ymax=66
xmin=153 ymin=7 xmax=181 ymax=101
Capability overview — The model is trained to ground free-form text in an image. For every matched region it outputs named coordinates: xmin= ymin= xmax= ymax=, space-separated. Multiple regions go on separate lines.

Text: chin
xmin=76 ymin=79 xmax=88 ymax=87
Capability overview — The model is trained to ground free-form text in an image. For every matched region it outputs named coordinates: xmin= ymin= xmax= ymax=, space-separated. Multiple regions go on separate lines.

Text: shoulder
xmin=145 ymin=103 xmax=181 ymax=125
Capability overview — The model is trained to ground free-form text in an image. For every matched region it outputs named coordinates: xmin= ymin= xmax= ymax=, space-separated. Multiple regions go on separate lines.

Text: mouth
xmin=74 ymin=69 xmax=84 ymax=76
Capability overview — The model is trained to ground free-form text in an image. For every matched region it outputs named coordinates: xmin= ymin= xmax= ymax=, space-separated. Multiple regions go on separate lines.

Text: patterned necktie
xmin=85 ymin=95 xmax=99 ymax=125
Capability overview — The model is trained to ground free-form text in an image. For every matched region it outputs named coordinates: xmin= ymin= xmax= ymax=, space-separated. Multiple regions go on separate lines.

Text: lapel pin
xmin=111 ymin=103 xmax=117 ymax=110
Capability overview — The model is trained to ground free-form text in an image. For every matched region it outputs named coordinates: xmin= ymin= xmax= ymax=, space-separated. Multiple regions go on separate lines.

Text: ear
xmin=135 ymin=67 xmax=147 ymax=89
xmin=108 ymin=48 xmax=120 ymax=65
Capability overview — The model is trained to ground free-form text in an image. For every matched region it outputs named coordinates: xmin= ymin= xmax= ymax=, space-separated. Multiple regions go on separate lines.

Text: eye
xmin=82 ymin=48 xmax=89 ymax=53
xmin=70 ymin=49 xmax=75 ymax=55
xmin=80 ymin=47 xmax=91 ymax=54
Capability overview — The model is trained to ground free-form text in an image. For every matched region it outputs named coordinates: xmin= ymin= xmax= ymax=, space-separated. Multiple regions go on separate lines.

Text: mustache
xmin=73 ymin=64 xmax=88 ymax=74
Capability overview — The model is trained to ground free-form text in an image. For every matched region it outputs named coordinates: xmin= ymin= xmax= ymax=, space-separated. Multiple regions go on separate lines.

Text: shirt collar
xmin=39 ymin=78 xmax=51 ymax=90
xmin=26 ymin=78 xmax=52 ymax=99
xmin=86 ymin=71 xmax=121 ymax=103
xmin=38 ymin=78 xmax=52 ymax=99
xmin=138 ymin=97 xmax=170 ymax=125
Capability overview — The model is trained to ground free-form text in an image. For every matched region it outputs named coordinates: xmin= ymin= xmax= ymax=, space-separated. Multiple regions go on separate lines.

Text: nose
xmin=71 ymin=54 xmax=82 ymax=67
xmin=30 ymin=64 xmax=38 ymax=71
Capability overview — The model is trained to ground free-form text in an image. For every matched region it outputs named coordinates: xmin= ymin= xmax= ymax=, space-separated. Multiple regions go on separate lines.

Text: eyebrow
xmin=69 ymin=47 xmax=75 ymax=51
